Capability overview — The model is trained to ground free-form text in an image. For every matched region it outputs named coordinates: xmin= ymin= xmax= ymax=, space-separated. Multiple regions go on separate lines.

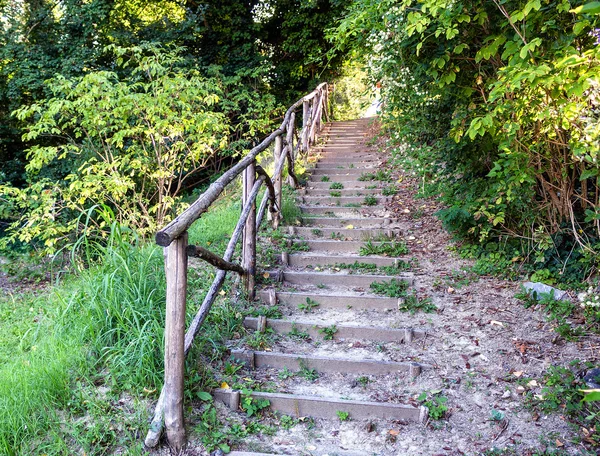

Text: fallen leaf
xmin=219 ymin=290 xmax=226 ymax=296
xmin=263 ymin=272 xmax=270 ymax=278
xmin=527 ymin=380 xmax=539 ymax=387
xmin=220 ymin=382 xmax=230 ymax=389
xmin=345 ymin=224 xmax=354 ymax=229
xmin=513 ymin=371 xmax=524 ymax=378
xmin=389 ymin=429 xmax=400 ymax=436
xmin=490 ymin=320 xmax=504 ymax=327
xmin=307 ymin=445 xmax=317 ymax=451
xmin=555 ymin=439 xmax=563 ymax=447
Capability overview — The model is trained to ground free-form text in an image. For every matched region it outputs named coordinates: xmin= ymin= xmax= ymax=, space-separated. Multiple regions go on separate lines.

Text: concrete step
xmin=258 ymin=290 xmax=404 ymax=311
xmin=243 ymin=317 xmax=426 ymax=343
xmin=310 ymin=167 xmax=369 ymax=175
xmin=290 ymin=239 xmax=389 ymax=253
xmin=272 ymin=270 xmax=414 ymax=288
xmin=300 ymin=217 xmax=396 ymax=228
xmin=283 ymin=252 xmax=400 ymax=267
xmin=230 ymin=350 xmax=428 ymax=376
xmin=302 ymin=182 xmax=379 ymax=190
xmin=307 ymin=174 xmax=373 ymax=183
xmin=299 ymin=206 xmax=382 ymax=216
xmin=299 ymin=196 xmax=387 ymax=206
xmin=313 ymin=157 xmax=378 ymax=165
xmin=214 ymin=389 xmax=427 ymax=422
xmin=314 ymin=161 xmax=378 ymax=169
xmin=303 ymin=188 xmax=381 ymax=197
xmin=287 ymin=226 xmax=399 ymax=240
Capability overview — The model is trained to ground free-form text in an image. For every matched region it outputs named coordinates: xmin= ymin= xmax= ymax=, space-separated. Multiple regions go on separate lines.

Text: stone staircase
xmin=215 ymin=118 xmax=434 ymax=454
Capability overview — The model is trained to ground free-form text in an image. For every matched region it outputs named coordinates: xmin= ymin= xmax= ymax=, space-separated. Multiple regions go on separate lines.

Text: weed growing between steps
xmin=370 ymin=278 xmax=410 ymax=297
xmin=330 ymin=182 xmax=344 ymax=189
xmin=358 ymin=169 xmax=392 ymax=182
xmin=360 ymin=240 xmax=409 ymax=256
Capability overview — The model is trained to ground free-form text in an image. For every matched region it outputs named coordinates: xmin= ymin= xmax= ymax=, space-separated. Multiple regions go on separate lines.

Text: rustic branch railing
xmin=145 ymin=83 xmax=330 ymax=450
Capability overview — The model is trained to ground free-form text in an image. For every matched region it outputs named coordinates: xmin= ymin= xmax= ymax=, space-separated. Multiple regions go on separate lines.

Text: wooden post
xmin=163 ymin=232 xmax=188 ymax=451
xmin=302 ymin=100 xmax=310 ymax=154
xmin=270 ymin=135 xmax=283 ymax=229
xmin=286 ymin=112 xmax=296 ymax=187
xmin=242 ymin=162 xmax=257 ymax=299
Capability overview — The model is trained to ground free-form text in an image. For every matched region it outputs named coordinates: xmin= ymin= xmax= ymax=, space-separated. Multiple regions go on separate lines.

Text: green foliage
xmin=417 ymin=391 xmax=448 ymax=420
xmin=369 ymin=278 xmax=410 ymax=297
xmin=360 ymin=240 xmax=409 ymax=256
xmin=329 ymin=0 xmax=600 ymax=283
xmin=358 ymin=170 xmax=391 ymax=182
xmin=336 ymin=410 xmax=350 ymax=421
xmin=399 ymin=293 xmax=437 ymax=314
xmin=321 ymin=175 xmax=331 ymax=182
xmin=329 ymin=182 xmax=344 ymax=189
xmin=363 ymin=196 xmax=378 ymax=206
xmin=318 ymin=324 xmax=338 ymax=340
xmin=330 ymin=191 xmax=342 ymax=197
xmin=297 ymin=361 xmax=319 ymax=382
xmin=298 ymin=297 xmax=320 ymax=313
xmin=241 ymin=395 xmax=271 ymax=417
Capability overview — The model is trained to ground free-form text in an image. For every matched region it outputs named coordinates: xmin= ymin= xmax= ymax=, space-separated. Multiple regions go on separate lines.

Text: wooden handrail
xmin=155 ymin=83 xmax=328 ymax=247
xmin=146 ymin=82 xmax=330 ymax=451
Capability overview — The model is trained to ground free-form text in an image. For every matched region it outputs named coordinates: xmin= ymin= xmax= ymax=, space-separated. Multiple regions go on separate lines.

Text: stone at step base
xmin=214 ymin=389 xmax=428 ymax=422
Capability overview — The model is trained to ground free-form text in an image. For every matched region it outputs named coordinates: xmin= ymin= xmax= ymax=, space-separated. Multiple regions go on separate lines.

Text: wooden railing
xmin=145 ymin=83 xmax=330 ymax=450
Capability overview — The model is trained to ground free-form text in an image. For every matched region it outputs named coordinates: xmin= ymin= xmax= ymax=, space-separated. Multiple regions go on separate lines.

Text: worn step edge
xmin=299 ymin=196 xmax=388 ymax=205
xmin=310 ymin=168 xmax=369 ymax=175
xmin=284 ymin=252 xmax=401 ymax=268
xmin=257 ymin=290 xmax=403 ymax=311
xmin=268 ymin=270 xmax=415 ymax=287
xmin=291 ymin=239 xmax=396 ymax=254
xmin=230 ymin=350 xmax=429 ymax=376
xmin=303 ymin=188 xmax=382 ymax=196
xmin=300 ymin=217 xmax=396 ymax=227
xmin=308 ymin=175 xmax=378 ymax=183
xmin=303 ymin=182 xmax=382 ymax=189
xmin=214 ymin=389 xmax=428 ymax=423
xmin=243 ymin=317 xmax=426 ymax=343
xmin=287 ymin=226 xmax=400 ymax=240
xmin=299 ymin=206 xmax=381 ymax=215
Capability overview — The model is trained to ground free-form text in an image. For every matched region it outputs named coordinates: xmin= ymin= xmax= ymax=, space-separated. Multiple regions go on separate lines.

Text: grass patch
xmin=363 ymin=196 xmax=378 ymax=206
xmin=330 ymin=191 xmax=342 ymax=197
xmin=360 ymin=240 xmax=409 ymax=256
xmin=369 ymin=278 xmax=410 ymax=297
xmin=358 ymin=170 xmax=391 ymax=182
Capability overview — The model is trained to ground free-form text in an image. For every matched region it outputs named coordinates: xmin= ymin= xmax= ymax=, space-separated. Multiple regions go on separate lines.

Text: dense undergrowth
xmin=330 ymin=0 xmax=600 ymax=287
xmin=0 ymin=192 xmax=245 ymax=455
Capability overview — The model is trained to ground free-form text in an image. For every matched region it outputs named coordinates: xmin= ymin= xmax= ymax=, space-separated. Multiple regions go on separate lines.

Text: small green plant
xmin=316 ymin=283 xmax=327 ymax=289
xmin=336 ymin=410 xmax=350 ymax=421
xmin=358 ymin=170 xmax=391 ymax=182
xmin=382 ymin=185 xmax=398 ymax=196
xmin=241 ymin=395 xmax=271 ymax=417
xmin=311 ymin=228 xmax=323 ymax=237
xmin=288 ymin=324 xmax=310 ymax=340
xmin=298 ymin=297 xmax=320 ymax=313
xmin=360 ymin=240 xmax=409 ymax=256
xmin=331 ymin=231 xmax=344 ymax=240
xmin=417 ymin=391 xmax=448 ymax=420
xmin=399 ymin=293 xmax=437 ymax=314
xmin=489 ymin=409 xmax=505 ymax=421
xmin=357 ymin=376 xmax=370 ymax=387
xmin=280 ymin=415 xmax=298 ymax=430
xmin=344 ymin=202 xmax=361 ymax=208
xmin=370 ymin=279 xmax=410 ymax=298
xmin=363 ymin=196 xmax=378 ymax=206
xmin=319 ymin=324 xmax=338 ymax=340
xmin=288 ymin=241 xmax=310 ymax=253
xmin=278 ymin=367 xmax=295 ymax=380
xmin=330 ymin=191 xmax=342 ymax=197
xmin=298 ymin=360 xmax=319 ymax=381
xmin=365 ymin=184 xmax=378 ymax=189
xmin=329 ymin=182 xmax=344 ymax=189
xmin=246 ymin=328 xmax=276 ymax=350
xmin=320 ymin=175 xmax=330 ymax=182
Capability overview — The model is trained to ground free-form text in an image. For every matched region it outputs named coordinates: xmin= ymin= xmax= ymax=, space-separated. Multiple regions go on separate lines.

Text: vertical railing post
xmin=310 ymin=96 xmax=318 ymax=145
xmin=163 ymin=232 xmax=188 ymax=451
xmin=286 ymin=112 xmax=296 ymax=188
xmin=242 ymin=162 xmax=256 ymax=299
xmin=302 ymin=99 xmax=310 ymax=154
xmin=272 ymin=135 xmax=283 ymax=229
